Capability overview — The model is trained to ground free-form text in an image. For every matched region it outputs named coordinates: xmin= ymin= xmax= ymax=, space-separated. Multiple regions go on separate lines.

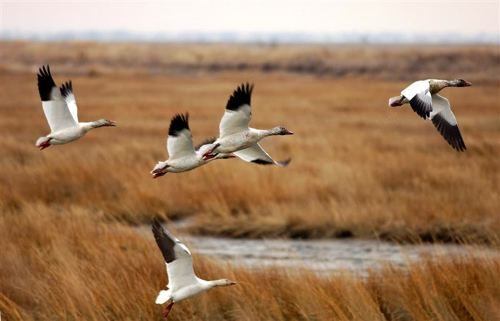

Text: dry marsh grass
xmin=0 ymin=42 xmax=499 ymax=242
xmin=0 ymin=204 xmax=499 ymax=321
xmin=0 ymin=42 xmax=499 ymax=321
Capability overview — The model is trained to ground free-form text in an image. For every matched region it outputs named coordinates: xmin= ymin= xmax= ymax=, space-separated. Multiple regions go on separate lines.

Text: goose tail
xmin=155 ymin=289 xmax=172 ymax=304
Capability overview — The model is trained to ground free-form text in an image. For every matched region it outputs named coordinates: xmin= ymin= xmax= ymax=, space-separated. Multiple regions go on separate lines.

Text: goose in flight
xmin=152 ymin=220 xmax=237 ymax=318
xmin=151 ymin=113 xmax=232 ymax=178
xmin=388 ymin=79 xmax=471 ymax=151
xmin=35 ymin=65 xmax=116 ymax=150
xmin=202 ymin=83 xmax=293 ymax=166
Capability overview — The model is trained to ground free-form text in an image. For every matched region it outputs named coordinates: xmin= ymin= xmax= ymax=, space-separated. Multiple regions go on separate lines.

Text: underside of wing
xmin=60 ymin=81 xmax=78 ymax=122
xmin=166 ymin=114 xmax=196 ymax=159
xmin=409 ymin=92 xmax=433 ymax=119
xmin=401 ymin=80 xmax=433 ymax=119
xmin=151 ymin=220 xmax=197 ymax=290
xmin=431 ymin=114 xmax=466 ymax=151
xmin=37 ymin=65 xmax=78 ymax=132
xmin=219 ymin=83 xmax=253 ymax=137
xmin=430 ymin=95 xmax=466 ymax=152
xmin=233 ymin=144 xmax=291 ymax=167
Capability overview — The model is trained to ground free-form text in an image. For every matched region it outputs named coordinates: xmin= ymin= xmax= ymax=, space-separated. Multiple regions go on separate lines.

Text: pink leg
xmin=202 ymin=143 xmax=220 ymax=159
xmin=163 ymin=302 xmax=174 ymax=319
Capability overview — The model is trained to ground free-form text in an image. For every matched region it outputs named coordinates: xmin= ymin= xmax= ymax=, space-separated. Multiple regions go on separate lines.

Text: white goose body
xmin=213 ymin=128 xmax=267 ymax=153
xmin=151 ymin=114 xmax=232 ymax=177
xmin=203 ymin=83 xmax=293 ymax=167
xmin=35 ymin=65 xmax=116 ymax=150
xmin=388 ymin=78 xmax=471 ymax=152
xmin=151 ymin=221 xmax=236 ymax=318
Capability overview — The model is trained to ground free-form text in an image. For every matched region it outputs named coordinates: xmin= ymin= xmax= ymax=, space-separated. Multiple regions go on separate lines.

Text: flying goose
xmin=151 ymin=114 xmax=231 ymax=178
xmin=35 ymin=65 xmax=116 ymax=150
xmin=202 ymin=83 xmax=293 ymax=166
xmin=152 ymin=220 xmax=236 ymax=318
xmin=388 ymin=79 xmax=471 ymax=151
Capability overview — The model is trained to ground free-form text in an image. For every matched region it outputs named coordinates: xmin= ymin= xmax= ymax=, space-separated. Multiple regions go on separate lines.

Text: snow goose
xmin=202 ymin=83 xmax=293 ymax=166
xmin=152 ymin=220 xmax=236 ymax=318
xmin=35 ymin=65 xmax=116 ymax=150
xmin=388 ymin=79 xmax=471 ymax=151
xmin=151 ymin=114 xmax=230 ymax=178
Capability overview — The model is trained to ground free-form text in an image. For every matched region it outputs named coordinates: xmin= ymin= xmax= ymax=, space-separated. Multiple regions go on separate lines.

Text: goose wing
xmin=429 ymin=94 xmax=466 ymax=152
xmin=60 ymin=80 xmax=78 ymax=122
xmin=219 ymin=83 xmax=253 ymax=137
xmin=166 ymin=114 xmax=196 ymax=159
xmin=233 ymin=143 xmax=291 ymax=167
xmin=401 ymin=80 xmax=433 ymax=119
xmin=37 ymin=65 xmax=78 ymax=132
xmin=152 ymin=220 xmax=197 ymax=291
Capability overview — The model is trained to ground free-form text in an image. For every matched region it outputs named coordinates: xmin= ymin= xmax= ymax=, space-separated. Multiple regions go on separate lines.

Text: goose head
xmin=92 ymin=119 xmax=117 ymax=128
xmin=151 ymin=161 xmax=169 ymax=178
xmin=271 ymin=126 xmax=294 ymax=136
xmin=211 ymin=279 xmax=237 ymax=287
xmin=448 ymin=79 xmax=472 ymax=87
xmin=35 ymin=136 xmax=52 ymax=150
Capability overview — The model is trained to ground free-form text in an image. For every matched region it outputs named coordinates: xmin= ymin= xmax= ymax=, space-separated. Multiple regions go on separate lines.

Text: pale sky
xmin=1 ymin=0 xmax=499 ymax=36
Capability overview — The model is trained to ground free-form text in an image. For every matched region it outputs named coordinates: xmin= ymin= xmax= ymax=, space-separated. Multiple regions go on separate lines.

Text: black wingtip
xmin=277 ymin=158 xmax=292 ymax=167
xmin=226 ymin=82 xmax=254 ymax=111
xmin=251 ymin=159 xmax=275 ymax=165
xmin=151 ymin=218 xmax=163 ymax=233
xmin=168 ymin=113 xmax=190 ymax=137
xmin=37 ymin=64 xmax=56 ymax=101
xmin=60 ymin=80 xmax=73 ymax=98
xmin=431 ymin=115 xmax=467 ymax=152
xmin=409 ymin=95 xmax=432 ymax=119
xmin=151 ymin=219 xmax=177 ymax=263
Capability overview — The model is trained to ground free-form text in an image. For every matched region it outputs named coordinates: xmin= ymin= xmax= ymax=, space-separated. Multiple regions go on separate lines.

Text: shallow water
xmin=184 ymin=236 xmax=497 ymax=274
xmin=137 ymin=227 xmax=498 ymax=274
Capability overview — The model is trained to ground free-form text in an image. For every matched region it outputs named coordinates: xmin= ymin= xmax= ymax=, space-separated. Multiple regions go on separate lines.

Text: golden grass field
xmin=1 ymin=203 xmax=499 ymax=321
xmin=0 ymin=41 xmax=499 ymax=320
xmin=0 ymin=42 xmax=498 ymax=241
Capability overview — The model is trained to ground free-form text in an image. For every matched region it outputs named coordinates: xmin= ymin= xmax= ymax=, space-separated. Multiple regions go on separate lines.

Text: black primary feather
xmin=251 ymin=157 xmax=292 ymax=167
xmin=37 ymin=65 xmax=57 ymax=101
xmin=151 ymin=219 xmax=177 ymax=264
xmin=431 ymin=114 xmax=466 ymax=152
xmin=409 ymin=94 xmax=432 ymax=119
xmin=60 ymin=80 xmax=73 ymax=98
xmin=251 ymin=159 xmax=274 ymax=165
xmin=226 ymin=82 xmax=254 ymax=111
xmin=195 ymin=137 xmax=216 ymax=150
xmin=168 ymin=113 xmax=190 ymax=137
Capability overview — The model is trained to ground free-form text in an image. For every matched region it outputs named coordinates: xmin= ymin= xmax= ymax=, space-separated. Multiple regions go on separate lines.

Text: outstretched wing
xmin=429 ymin=94 xmax=466 ymax=152
xmin=233 ymin=143 xmax=291 ymax=167
xmin=166 ymin=114 xmax=196 ymax=159
xmin=151 ymin=220 xmax=197 ymax=291
xmin=60 ymin=80 xmax=78 ymax=122
xmin=219 ymin=83 xmax=253 ymax=137
xmin=401 ymin=80 xmax=433 ymax=119
xmin=37 ymin=65 xmax=78 ymax=132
